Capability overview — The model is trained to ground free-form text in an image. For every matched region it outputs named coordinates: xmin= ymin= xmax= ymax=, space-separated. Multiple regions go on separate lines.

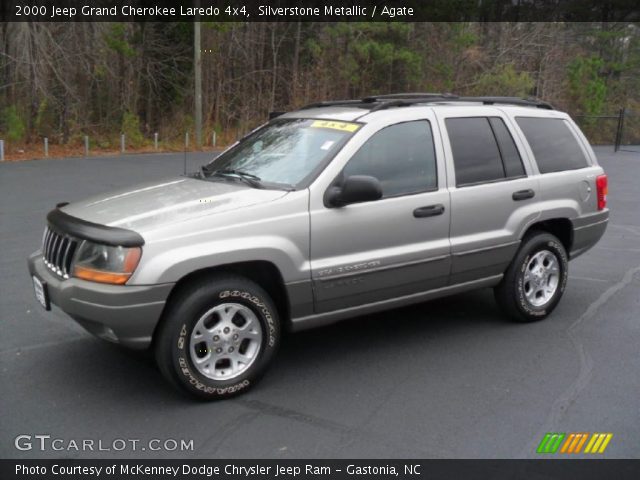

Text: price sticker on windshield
xmin=310 ymin=120 xmax=360 ymax=132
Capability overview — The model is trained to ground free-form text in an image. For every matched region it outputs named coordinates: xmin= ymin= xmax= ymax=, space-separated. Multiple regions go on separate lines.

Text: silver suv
xmin=28 ymin=94 xmax=609 ymax=399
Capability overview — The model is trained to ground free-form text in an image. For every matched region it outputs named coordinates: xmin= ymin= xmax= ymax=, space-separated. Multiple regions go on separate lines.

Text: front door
xmin=309 ymin=119 xmax=451 ymax=313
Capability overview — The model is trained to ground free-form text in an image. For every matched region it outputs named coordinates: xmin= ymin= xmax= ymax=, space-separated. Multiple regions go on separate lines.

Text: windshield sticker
xmin=320 ymin=140 xmax=335 ymax=150
xmin=310 ymin=120 xmax=360 ymax=132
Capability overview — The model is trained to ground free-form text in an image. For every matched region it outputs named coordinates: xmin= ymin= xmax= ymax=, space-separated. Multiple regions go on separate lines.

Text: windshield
xmin=201 ymin=118 xmax=360 ymax=189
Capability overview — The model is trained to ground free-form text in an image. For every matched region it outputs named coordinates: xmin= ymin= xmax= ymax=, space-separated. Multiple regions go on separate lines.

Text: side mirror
xmin=326 ymin=175 xmax=383 ymax=207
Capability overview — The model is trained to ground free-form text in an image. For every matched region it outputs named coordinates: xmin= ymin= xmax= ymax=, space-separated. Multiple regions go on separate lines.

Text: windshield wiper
xmin=210 ymin=169 xmax=264 ymax=189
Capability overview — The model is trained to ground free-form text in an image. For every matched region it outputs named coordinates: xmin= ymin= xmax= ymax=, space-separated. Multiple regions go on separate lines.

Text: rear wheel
xmin=494 ymin=231 xmax=569 ymax=323
xmin=155 ymin=274 xmax=280 ymax=400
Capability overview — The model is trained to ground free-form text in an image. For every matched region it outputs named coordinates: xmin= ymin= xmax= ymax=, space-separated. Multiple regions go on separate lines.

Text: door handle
xmin=512 ymin=189 xmax=535 ymax=201
xmin=413 ymin=204 xmax=445 ymax=218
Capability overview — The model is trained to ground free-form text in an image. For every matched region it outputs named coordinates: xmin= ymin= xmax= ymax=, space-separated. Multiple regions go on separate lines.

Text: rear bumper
xmin=28 ymin=252 xmax=173 ymax=349
xmin=570 ymin=210 xmax=609 ymax=259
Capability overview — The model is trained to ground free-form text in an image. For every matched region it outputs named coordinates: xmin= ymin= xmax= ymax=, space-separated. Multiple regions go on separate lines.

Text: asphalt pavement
xmin=1 ymin=148 xmax=639 ymax=459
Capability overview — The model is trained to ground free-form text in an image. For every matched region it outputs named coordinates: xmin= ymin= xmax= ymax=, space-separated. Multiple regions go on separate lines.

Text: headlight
xmin=72 ymin=241 xmax=142 ymax=285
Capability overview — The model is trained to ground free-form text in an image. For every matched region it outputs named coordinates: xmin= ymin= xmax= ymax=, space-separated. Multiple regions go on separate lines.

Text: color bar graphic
xmin=536 ymin=433 xmax=566 ymax=453
xmin=537 ymin=432 xmax=613 ymax=454
xmin=560 ymin=433 xmax=589 ymax=453
xmin=584 ymin=433 xmax=613 ymax=454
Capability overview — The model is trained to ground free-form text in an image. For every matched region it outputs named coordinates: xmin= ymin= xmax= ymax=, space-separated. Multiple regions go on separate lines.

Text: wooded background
xmin=1 ymin=22 xmax=639 ymax=152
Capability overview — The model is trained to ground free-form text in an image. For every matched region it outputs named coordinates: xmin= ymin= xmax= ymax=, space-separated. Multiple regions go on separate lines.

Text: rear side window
xmin=446 ymin=117 xmax=525 ymax=186
xmin=515 ymin=117 xmax=589 ymax=173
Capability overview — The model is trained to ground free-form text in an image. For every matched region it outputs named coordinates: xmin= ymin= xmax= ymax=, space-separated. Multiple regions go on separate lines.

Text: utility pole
xmin=194 ymin=14 xmax=202 ymax=147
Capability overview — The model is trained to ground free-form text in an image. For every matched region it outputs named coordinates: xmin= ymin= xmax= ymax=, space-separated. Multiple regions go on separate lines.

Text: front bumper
xmin=28 ymin=251 xmax=174 ymax=349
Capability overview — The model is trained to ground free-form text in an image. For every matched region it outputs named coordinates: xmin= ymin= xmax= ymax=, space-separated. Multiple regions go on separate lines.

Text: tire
xmin=494 ymin=231 xmax=569 ymax=323
xmin=154 ymin=274 xmax=280 ymax=400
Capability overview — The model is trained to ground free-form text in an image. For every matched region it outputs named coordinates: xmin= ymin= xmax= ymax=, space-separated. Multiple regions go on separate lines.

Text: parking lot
xmin=1 ymin=147 xmax=639 ymax=459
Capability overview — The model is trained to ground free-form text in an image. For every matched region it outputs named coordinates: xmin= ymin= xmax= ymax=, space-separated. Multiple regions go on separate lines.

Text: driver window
xmin=342 ymin=120 xmax=437 ymax=197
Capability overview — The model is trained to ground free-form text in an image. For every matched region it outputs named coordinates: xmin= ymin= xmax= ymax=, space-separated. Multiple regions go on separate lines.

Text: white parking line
xmin=569 ymin=275 xmax=610 ymax=283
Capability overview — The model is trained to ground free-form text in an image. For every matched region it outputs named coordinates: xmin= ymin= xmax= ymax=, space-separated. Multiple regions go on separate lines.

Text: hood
xmin=60 ymin=176 xmax=288 ymax=232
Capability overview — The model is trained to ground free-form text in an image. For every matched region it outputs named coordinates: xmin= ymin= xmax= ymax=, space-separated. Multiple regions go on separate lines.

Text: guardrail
xmin=0 ymin=131 xmax=221 ymax=161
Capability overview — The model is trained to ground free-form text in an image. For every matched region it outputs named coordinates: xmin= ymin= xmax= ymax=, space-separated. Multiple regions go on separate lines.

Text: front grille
xmin=42 ymin=226 xmax=79 ymax=279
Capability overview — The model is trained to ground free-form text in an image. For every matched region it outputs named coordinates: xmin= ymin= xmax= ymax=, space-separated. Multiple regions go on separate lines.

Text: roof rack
xmin=300 ymin=99 xmax=368 ymax=110
xmin=453 ymin=96 xmax=554 ymax=110
xmin=362 ymin=92 xmax=459 ymax=102
xmin=300 ymin=94 xmax=554 ymax=111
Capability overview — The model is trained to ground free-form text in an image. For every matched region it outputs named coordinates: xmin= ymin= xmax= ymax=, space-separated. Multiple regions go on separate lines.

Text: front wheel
xmin=155 ymin=274 xmax=280 ymax=400
xmin=494 ymin=231 xmax=569 ymax=323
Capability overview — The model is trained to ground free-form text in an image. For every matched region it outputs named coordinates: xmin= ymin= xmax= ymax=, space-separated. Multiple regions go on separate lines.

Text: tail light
xmin=596 ymin=174 xmax=608 ymax=210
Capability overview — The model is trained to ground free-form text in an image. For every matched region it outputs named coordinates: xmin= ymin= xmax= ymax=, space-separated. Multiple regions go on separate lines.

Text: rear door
xmin=511 ymin=114 xmax=604 ymax=256
xmin=309 ymin=114 xmax=451 ymax=313
xmin=437 ymin=108 xmax=541 ymax=284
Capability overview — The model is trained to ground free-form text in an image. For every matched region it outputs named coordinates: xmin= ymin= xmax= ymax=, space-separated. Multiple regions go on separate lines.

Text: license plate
xmin=32 ymin=276 xmax=50 ymax=311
